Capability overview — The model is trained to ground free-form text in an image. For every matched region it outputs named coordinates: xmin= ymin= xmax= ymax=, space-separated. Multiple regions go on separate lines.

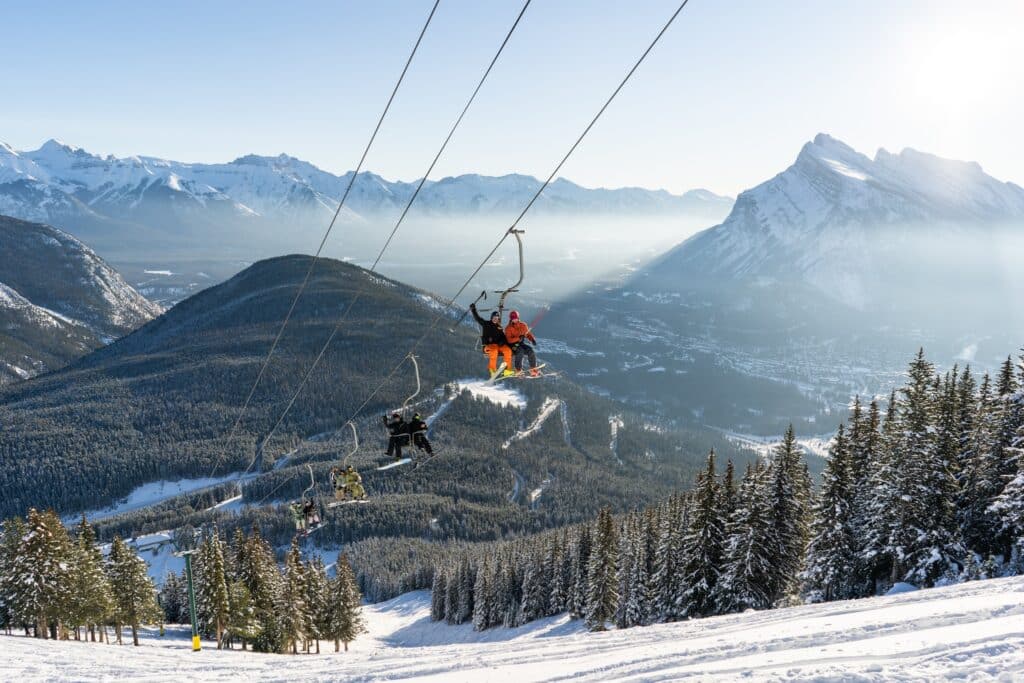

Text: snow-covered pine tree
xmin=585 ymin=507 xmax=618 ymax=631
xmin=328 ymin=552 xmax=366 ymax=652
xmin=9 ymin=509 xmax=74 ymax=639
xmin=197 ymin=531 xmax=230 ymax=648
xmin=722 ymin=459 xmax=737 ymax=522
xmin=847 ymin=397 xmax=881 ymax=596
xmin=278 ymin=540 xmax=313 ymax=654
xmin=569 ymin=525 xmax=591 ymax=619
xmin=444 ymin=568 xmax=459 ymax=625
xmin=992 ymin=356 xmax=1023 ymax=559
xmin=430 ymin=570 xmax=447 ymax=622
xmin=456 ymin=558 xmax=474 ymax=625
xmin=893 ymin=350 xmax=963 ymax=585
xmin=624 ymin=512 xmax=650 ymax=627
xmin=615 ymin=512 xmax=636 ymax=629
xmin=679 ymin=451 xmax=725 ymax=617
xmin=225 ymin=580 xmax=262 ymax=650
xmin=546 ymin=534 xmax=566 ymax=617
xmin=962 ymin=374 xmax=1003 ymax=557
xmin=69 ymin=516 xmax=113 ymax=641
xmin=651 ymin=495 xmax=686 ymax=621
xmin=519 ymin=553 xmax=547 ymax=625
xmin=472 ymin=556 xmax=492 ymax=631
xmin=159 ymin=572 xmax=187 ymax=625
xmin=304 ymin=557 xmax=331 ymax=653
xmin=802 ymin=423 xmax=856 ymax=602
xmin=0 ymin=516 xmax=27 ymax=635
xmin=237 ymin=528 xmax=284 ymax=653
xmin=862 ymin=391 xmax=902 ymax=593
xmin=106 ymin=535 xmax=162 ymax=646
xmin=765 ymin=426 xmax=810 ymax=605
xmin=716 ymin=463 xmax=773 ymax=612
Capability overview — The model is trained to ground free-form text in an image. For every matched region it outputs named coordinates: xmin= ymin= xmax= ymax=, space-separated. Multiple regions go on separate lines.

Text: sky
xmin=2 ymin=0 xmax=1022 ymax=197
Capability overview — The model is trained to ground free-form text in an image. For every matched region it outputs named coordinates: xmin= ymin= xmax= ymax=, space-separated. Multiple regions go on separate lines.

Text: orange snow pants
xmin=483 ymin=343 xmax=513 ymax=373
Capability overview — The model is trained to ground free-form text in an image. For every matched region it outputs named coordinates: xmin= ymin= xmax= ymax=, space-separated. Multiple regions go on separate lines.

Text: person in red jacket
xmin=470 ymin=302 xmax=513 ymax=377
xmin=504 ymin=310 xmax=539 ymax=376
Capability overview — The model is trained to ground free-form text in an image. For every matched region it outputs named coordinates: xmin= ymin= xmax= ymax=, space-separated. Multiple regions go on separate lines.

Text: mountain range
xmin=0 ymin=139 xmax=731 ymax=255
xmin=0 ymin=215 xmax=161 ymax=383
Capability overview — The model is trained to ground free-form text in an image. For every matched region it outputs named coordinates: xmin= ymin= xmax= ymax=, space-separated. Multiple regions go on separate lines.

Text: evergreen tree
xmin=584 ymin=508 xmax=618 ymax=631
xmin=569 ymin=525 xmax=591 ymax=619
xmin=225 ymin=581 xmax=262 ymax=649
xmin=304 ymin=557 xmax=331 ymax=653
xmin=197 ymin=532 xmax=230 ymax=648
xmin=862 ymin=391 xmax=902 ymax=592
xmin=471 ymin=557 xmax=493 ymax=631
xmin=237 ymin=528 xmax=285 ymax=653
xmin=328 ymin=553 xmax=366 ymax=652
xmin=765 ymin=426 xmax=810 ymax=604
xmin=107 ymin=536 xmax=162 ymax=646
xmin=962 ymin=374 xmax=1003 ymax=555
xmin=802 ymin=424 xmax=856 ymax=602
xmin=159 ymin=572 xmax=188 ymax=625
xmin=680 ymin=451 xmax=725 ymax=617
xmin=430 ymin=571 xmax=447 ymax=622
xmin=456 ymin=559 xmax=474 ymax=625
xmin=0 ymin=516 xmax=27 ymax=635
xmin=519 ymin=554 xmax=547 ymax=625
xmin=69 ymin=516 xmax=113 ymax=641
xmin=278 ymin=540 xmax=313 ymax=654
xmin=9 ymin=509 xmax=74 ymax=639
xmin=716 ymin=463 xmax=773 ymax=612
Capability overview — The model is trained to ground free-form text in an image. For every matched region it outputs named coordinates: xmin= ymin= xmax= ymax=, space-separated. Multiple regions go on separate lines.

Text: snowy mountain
xmin=0 ymin=215 xmax=161 ymax=383
xmin=0 ymin=138 xmax=732 ymax=253
xmin=642 ymin=133 xmax=1024 ymax=310
xmin=4 ymin=577 xmax=1023 ymax=680
xmin=541 ymin=134 xmax=1024 ymax=434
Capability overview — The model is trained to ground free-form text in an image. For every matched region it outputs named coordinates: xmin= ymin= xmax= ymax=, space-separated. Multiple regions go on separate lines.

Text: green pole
xmin=183 ymin=551 xmax=201 ymax=652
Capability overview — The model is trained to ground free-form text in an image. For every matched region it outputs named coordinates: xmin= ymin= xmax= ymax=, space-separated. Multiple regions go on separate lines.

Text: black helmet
xmin=391 ymin=412 xmax=401 ymax=419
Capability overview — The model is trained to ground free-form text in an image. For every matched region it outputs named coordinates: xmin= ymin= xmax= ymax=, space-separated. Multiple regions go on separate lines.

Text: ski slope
xmin=3 ymin=576 xmax=1023 ymax=681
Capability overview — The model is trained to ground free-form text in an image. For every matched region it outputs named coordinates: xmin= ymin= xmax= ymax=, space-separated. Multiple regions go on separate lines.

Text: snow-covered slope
xmin=644 ymin=133 xmax=1024 ymax=309
xmin=0 ymin=215 xmax=160 ymax=383
xmin=4 ymin=576 xmax=1022 ymax=681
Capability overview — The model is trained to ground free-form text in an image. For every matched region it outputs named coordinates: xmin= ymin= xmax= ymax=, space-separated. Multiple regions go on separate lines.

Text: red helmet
xmin=509 ymin=310 xmax=519 ymax=320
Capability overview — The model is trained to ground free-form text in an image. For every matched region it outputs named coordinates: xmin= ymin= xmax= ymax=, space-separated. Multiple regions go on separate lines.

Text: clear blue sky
xmin=2 ymin=0 xmax=1021 ymax=196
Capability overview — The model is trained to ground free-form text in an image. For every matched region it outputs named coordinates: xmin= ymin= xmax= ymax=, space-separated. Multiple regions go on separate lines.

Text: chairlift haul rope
xmin=251 ymin=0 xmax=694 ymax=507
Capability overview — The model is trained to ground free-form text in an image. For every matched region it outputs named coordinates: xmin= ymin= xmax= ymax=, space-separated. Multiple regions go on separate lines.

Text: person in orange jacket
xmin=505 ymin=310 xmax=540 ymax=376
xmin=470 ymin=302 xmax=513 ymax=377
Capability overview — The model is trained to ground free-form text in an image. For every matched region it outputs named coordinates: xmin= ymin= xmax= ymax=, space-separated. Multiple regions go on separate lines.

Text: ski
xmin=297 ymin=524 xmax=325 ymax=539
xmin=377 ymin=457 xmax=413 ymax=471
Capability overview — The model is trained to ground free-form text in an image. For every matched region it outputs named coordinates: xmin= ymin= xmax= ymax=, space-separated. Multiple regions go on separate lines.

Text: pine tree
xmin=802 ymin=423 xmax=856 ymax=602
xmin=69 ymin=516 xmax=113 ymax=641
xmin=237 ymin=528 xmax=284 ymax=653
xmin=328 ymin=553 xmax=366 ymax=652
xmin=862 ymin=391 xmax=902 ymax=592
xmin=107 ymin=536 xmax=162 ymax=646
xmin=615 ymin=513 xmax=636 ymax=629
xmin=716 ymin=463 xmax=774 ymax=612
xmin=765 ymin=426 xmax=810 ymax=604
xmin=848 ymin=397 xmax=881 ymax=597
xmin=546 ymin=535 xmax=566 ymax=617
xmin=680 ymin=451 xmax=725 ymax=617
xmin=278 ymin=540 xmax=313 ymax=654
xmin=225 ymin=581 xmax=262 ymax=649
xmin=962 ymin=374 xmax=1003 ymax=555
xmin=893 ymin=350 xmax=962 ymax=585
xmin=569 ymin=525 xmax=591 ymax=619
xmin=651 ymin=495 xmax=686 ymax=621
xmin=159 ymin=572 xmax=187 ymax=625
xmin=304 ymin=557 xmax=331 ymax=653
xmin=456 ymin=559 xmax=474 ymax=625
xmin=0 ymin=516 xmax=27 ymax=635
xmin=10 ymin=509 xmax=74 ymax=639
xmin=472 ymin=557 xmax=492 ymax=631
xmin=519 ymin=554 xmax=547 ymax=625
xmin=585 ymin=508 xmax=618 ymax=631
xmin=430 ymin=571 xmax=447 ymax=622
xmin=197 ymin=532 xmax=230 ymax=648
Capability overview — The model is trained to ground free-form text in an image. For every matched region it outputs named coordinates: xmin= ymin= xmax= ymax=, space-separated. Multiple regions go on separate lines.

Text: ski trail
xmin=503 ymin=397 xmax=561 ymax=449
xmin=508 ymin=469 xmax=525 ymax=504
xmin=559 ymin=401 xmax=573 ymax=447
xmin=609 ymin=415 xmax=625 ymax=465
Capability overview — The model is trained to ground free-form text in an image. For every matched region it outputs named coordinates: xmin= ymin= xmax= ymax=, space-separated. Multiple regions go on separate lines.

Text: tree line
xmin=429 ymin=348 xmax=1024 ymax=632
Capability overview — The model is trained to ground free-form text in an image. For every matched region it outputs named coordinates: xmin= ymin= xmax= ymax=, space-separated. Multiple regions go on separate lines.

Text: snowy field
xmin=3 ymin=575 xmax=1023 ymax=682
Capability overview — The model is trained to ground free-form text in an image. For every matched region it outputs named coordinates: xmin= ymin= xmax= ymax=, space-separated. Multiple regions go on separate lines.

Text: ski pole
xmin=449 ymin=290 xmax=487 ymax=332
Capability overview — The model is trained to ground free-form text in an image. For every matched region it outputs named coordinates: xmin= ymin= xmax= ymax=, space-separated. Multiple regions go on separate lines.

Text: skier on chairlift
xmin=407 ymin=412 xmax=434 ymax=457
xmin=382 ymin=412 xmax=410 ymax=462
xmin=331 ymin=465 xmax=366 ymax=501
xmin=303 ymin=498 xmax=321 ymax=530
xmin=504 ymin=309 xmax=540 ymax=377
xmin=469 ymin=302 xmax=513 ymax=378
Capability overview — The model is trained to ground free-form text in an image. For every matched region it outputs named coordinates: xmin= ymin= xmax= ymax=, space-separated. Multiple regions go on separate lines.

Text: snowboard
xmin=297 ymin=523 xmax=325 ymax=539
xmin=491 ymin=364 xmax=554 ymax=382
xmin=377 ymin=457 xmax=413 ymax=470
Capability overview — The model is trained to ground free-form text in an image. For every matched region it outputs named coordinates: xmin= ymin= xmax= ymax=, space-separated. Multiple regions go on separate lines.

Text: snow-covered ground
xmin=455 ymin=378 xmax=526 ymax=410
xmin=503 ymin=397 xmax=560 ymax=449
xmin=4 ymin=575 xmax=1023 ymax=681
xmin=67 ymin=472 xmax=252 ymax=522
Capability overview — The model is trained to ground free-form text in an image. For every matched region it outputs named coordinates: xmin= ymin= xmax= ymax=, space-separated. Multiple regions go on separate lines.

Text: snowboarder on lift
xmin=383 ymin=412 xmax=410 ymax=461
xmin=289 ymin=501 xmax=306 ymax=532
xmin=469 ymin=302 xmax=513 ymax=378
xmin=504 ymin=310 xmax=540 ymax=377
xmin=331 ymin=465 xmax=366 ymax=501
xmin=407 ymin=412 xmax=434 ymax=456
xmin=303 ymin=499 xmax=321 ymax=530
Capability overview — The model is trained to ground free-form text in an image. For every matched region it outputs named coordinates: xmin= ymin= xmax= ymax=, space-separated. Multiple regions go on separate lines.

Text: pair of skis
xmin=376 ymin=451 xmax=440 ymax=471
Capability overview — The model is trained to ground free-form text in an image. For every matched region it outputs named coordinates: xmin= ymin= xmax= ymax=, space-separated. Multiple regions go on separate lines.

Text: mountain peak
xmin=36 ymin=138 xmax=84 ymax=156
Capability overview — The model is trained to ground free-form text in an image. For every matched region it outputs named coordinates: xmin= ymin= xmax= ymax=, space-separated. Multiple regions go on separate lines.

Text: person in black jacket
xmin=407 ymin=412 xmax=433 ymax=456
xmin=469 ymin=302 xmax=513 ymax=377
xmin=382 ymin=412 xmax=410 ymax=460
